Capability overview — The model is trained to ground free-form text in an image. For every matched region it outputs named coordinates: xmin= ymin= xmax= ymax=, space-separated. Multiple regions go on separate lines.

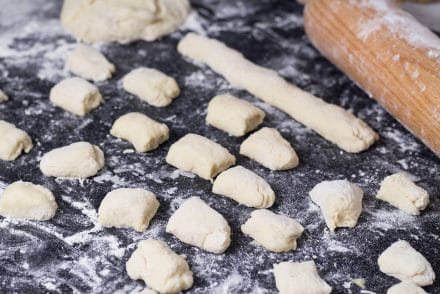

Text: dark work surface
xmin=0 ymin=0 xmax=439 ymax=293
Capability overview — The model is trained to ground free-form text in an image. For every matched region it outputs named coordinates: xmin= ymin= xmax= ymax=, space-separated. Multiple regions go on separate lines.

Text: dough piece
xmin=212 ymin=166 xmax=275 ymax=208
xmin=111 ymin=112 xmax=169 ymax=152
xmin=309 ymin=180 xmax=363 ymax=231
xmin=376 ymin=172 xmax=429 ymax=215
xmin=135 ymin=289 xmax=158 ymax=294
xmin=40 ymin=142 xmax=105 ymax=178
xmin=206 ymin=94 xmax=265 ymax=136
xmin=61 ymin=0 xmax=191 ymax=43
xmin=178 ymin=33 xmax=378 ymax=153
xmin=0 ymin=120 xmax=33 ymax=161
xmin=0 ymin=89 xmax=8 ymax=103
xmin=387 ymin=281 xmax=427 ymax=294
xmin=240 ymin=127 xmax=299 ymax=170
xmin=378 ymin=240 xmax=435 ymax=286
xmin=166 ymin=197 xmax=231 ymax=253
xmin=0 ymin=181 xmax=57 ymax=221
xmin=166 ymin=133 xmax=235 ymax=180
xmin=241 ymin=209 xmax=304 ymax=252
xmin=273 ymin=261 xmax=332 ymax=294
xmin=66 ymin=44 xmax=115 ymax=82
xmin=126 ymin=239 xmax=193 ymax=293
xmin=98 ymin=188 xmax=159 ymax=232
xmin=50 ymin=77 xmax=102 ymax=116
xmin=122 ymin=67 xmax=180 ymax=107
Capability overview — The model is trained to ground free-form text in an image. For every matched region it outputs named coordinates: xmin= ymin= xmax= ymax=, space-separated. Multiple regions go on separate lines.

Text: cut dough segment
xmin=166 ymin=197 xmax=231 ymax=253
xmin=212 ymin=166 xmax=275 ymax=208
xmin=376 ymin=172 xmax=429 ymax=215
xmin=111 ymin=112 xmax=169 ymax=152
xmin=273 ymin=260 xmax=332 ymax=294
xmin=50 ymin=77 xmax=102 ymax=116
xmin=309 ymin=180 xmax=363 ymax=231
xmin=387 ymin=281 xmax=427 ymax=294
xmin=378 ymin=240 xmax=435 ymax=286
xmin=240 ymin=127 xmax=298 ymax=170
xmin=241 ymin=209 xmax=304 ymax=252
xmin=0 ymin=120 xmax=33 ymax=161
xmin=123 ymin=67 xmax=180 ymax=107
xmin=40 ymin=142 xmax=105 ymax=178
xmin=166 ymin=133 xmax=235 ymax=180
xmin=126 ymin=239 xmax=193 ymax=293
xmin=0 ymin=89 xmax=8 ymax=103
xmin=206 ymin=94 xmax=265 ymax=136
xmin=0 ymin=181 xmax=57 ymax=221
xmin=98 ymin=188 xmax=159 ymax=232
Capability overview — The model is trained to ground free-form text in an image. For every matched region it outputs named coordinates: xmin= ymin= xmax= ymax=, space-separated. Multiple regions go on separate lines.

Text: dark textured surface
xmin=0 ymin=0 xmax=439 ymax=293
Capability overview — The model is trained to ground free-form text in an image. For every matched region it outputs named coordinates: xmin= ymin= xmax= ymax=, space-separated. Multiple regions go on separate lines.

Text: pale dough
xmin=309 ymin=180 xmax=363 ymax=231
xmin=178 ymin=33 xmax=378 ymax=153
xmin=212 ymin=166 xmax=275 ymax=208
xmin=98 ymin=188 xmax=159 ymax=232
xmin=240 ymin=127 xmax=299 ymax=170
xmin=387 ymin=281 xmax=427 ymax=294
xmin=206 ymin=93 xmax=265 ymax=136
xmin=376 ymin=172 xmax=429 ymax=215
xmin=50 ymin=77 xmax=102 ymax=116
xmin=0 ymin=89 xmax=8 ymax=103
xmin=0 ymin=120 xmax=33 ymax=161
xmin=40 ymin=142 xmax=105 ymax=178
xmin=166 ymin=197 xmax=231 ymax=253
xmin=0 ymin=181 xmax=57 ymax=221
xmin=378 ymin=240 xmax=435 ymax=286
xmin=166 ymin=133 xmax=235 ymax=180
xmin=126 ymin=239 xmax=193 ymax=293
xmin=111 ymin=112 xmax=169 ymax=152
xmin=122 ymin=67 xmax=180 ymax=107
xmin=241 ymin=209 xmax=304 ymax=252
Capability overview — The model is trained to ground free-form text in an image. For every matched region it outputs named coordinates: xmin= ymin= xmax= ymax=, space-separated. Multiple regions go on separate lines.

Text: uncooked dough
xmin=166 ymin=133 xmax=236 ymax=180
xmin=98 ymin=188 xmax=159 ymax=232
xmin=0 ymin=120 xmax=33 ymax=161
xmin=60 ymin=0 xmax=191 ymax=43
xmin=126 ymin=239 xmax=193 ymax=293
xmin=212 ymin=166 xmax=275 ymax=208
xmin=241 ymin=209 xmax=304 ymax=252
xmin=309 ymin=180 xmax=363 ymax=231
xmin=0 ymin=181 xmax=57 ymax=221
xmin=50 ymin=77 xmax=102 ymax=116
xmin=40 ymin=142 xmax=105 ymax=178
xmin=66 ymin=44 xmax=115 ymax=82
xmin=376 ymin=172 xmax=429 ymax=215
xmin=206 ymin=93 xmax=265 ymax=136
xmin=273 ymin=261 xmax=332 ymax=294
xmin=111 ymin=112 xmax=169 ymax=152
xmin=166 ymin=197 xmax=231 ymax=253
xmin=240 ymin=127 xmax=299 ymax=170
xmin=387 ymin=281 xmax=427 ymax=294
xmin=122 ymin=67 xmax=180 ymax=107
xmin=0 ymin=89 xmax=8 ymax=103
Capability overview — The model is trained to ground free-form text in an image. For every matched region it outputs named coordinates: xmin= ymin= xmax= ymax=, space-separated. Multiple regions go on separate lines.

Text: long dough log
xmin=177 ymin=33 xmax=378 ymax=153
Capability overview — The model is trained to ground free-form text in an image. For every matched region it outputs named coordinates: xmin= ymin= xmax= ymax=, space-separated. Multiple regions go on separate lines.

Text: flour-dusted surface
xmin=0 ymin=0 xmax=439 ymax=293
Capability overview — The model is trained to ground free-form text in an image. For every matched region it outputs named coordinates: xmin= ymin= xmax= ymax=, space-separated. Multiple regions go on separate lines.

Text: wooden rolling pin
xmin=303 ymin=0 xmax=440 ymax=155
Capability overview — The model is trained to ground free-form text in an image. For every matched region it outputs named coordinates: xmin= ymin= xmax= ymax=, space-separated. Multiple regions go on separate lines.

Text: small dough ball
xmin=98 ymin=188 xmax=159 ymax=232
xmin=123 ymin=67 xmax=180 ymax=107
xmin=0 ymin=89 xmax=8 ymax=103
xmin=66 ymin=44 xmax=115 ymax=82
xmin=111 ymin=112 xmax=169 ymax=152
xmin=273 ymin=260 xmax=332 ymax=294
xmin=40 ymin=142 xmax=105 ymax=178
xmin=50 ymin=77 xmax=102 ymax=116
xmin=206 ymin=94 xmax=265 ymax=136
xmin=378 ymin=240 xmax=435 ymax=286
xmin=241 ymin=209 xmax=304 ymax=252
xmin=0 ymin=181 xmax=57 ymax=221
xmin=309 ymin=180 xmax=363 ymax=231
xmin=0 ymin=121 xmax=33 ymax=161
xmin=212 ymin=166 xmax=275 ymax=208
xmin=166 ymin=197 xmax=231 ymax=253
xmin=376 ymin=172 xmax=429 ymax=215
xmin=387 ymin=281 xmax=427 ymax=294
xmin=166 ymin=133 xmax=235 ymax=180
xmin=126 ymin=239 xmax=193 ymax=293
xmin=240 ymin=127 xmax=299 ymax=170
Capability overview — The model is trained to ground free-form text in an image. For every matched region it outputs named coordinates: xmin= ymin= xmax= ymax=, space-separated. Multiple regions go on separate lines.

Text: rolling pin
xmin=303 ymin=0 xmax=440 ymax=155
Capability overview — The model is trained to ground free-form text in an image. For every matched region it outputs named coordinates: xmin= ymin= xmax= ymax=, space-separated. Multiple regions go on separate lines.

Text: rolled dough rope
xmin=177 ymin=33 xmax=378 ymax=153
